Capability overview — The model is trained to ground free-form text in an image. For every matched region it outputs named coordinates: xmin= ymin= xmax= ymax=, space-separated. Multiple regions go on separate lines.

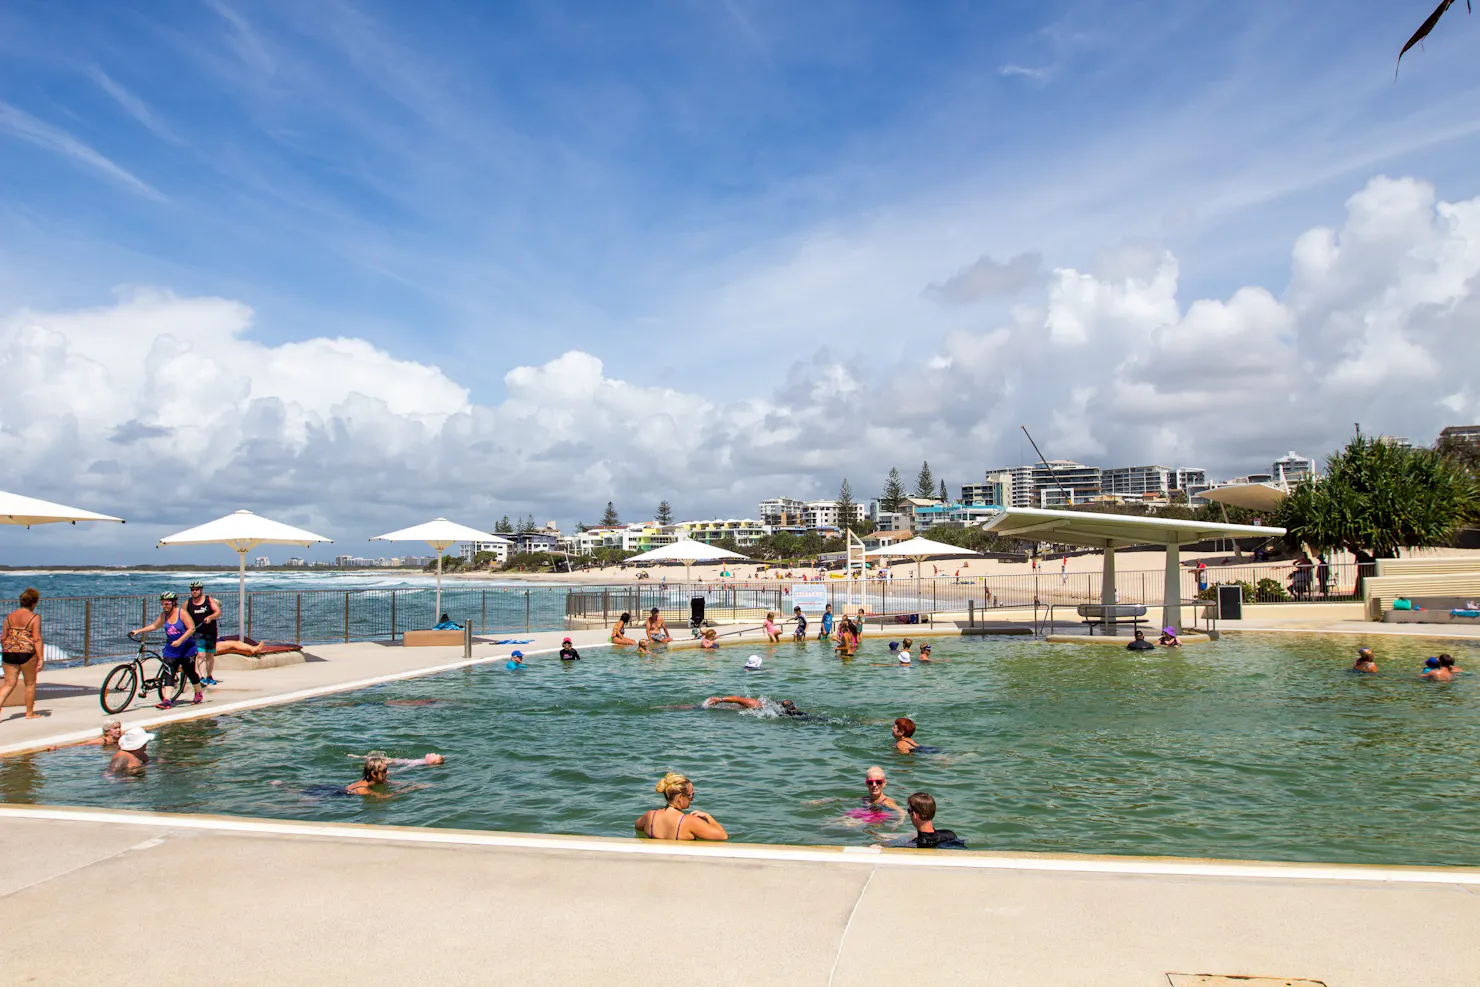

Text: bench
xmin=1076 ymin=604 xmax=1147 ymax=635
xmin=1362 ymin=572 xmax=1480 ymax=620
xmin=1379 ymin=596 xmax=1480 ymax=625
xmin=402 ymin=629 xmax=466 ymax=647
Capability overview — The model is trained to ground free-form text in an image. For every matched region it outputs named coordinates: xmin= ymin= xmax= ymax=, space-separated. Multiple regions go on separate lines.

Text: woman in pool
xmin=1352 ymin=648 xmax=1377 ymax=674
xmin=893 ymin=717 xmax=920 ymax=754
xmin=346 ymin=754 xmax=391 ymax=796
xmin=860 ymin=765 xmax=903 ymax=815
xmin=634 ymin=772 xmax=728 ymax=841
xmin=611 ymin=613 xmax=636 ymax=646
xmin=764 ymin=612 xmax=780 ymax=643
xmin=1158 ymin=626 xmax=1181 ymax=647
xmin=699 ymin=628 xmax=719 ymax=650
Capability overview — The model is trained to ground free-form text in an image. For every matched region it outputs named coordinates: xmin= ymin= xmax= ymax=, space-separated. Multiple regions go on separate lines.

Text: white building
xmin=1272 ymin=452 xmax=1317 ymax=486
xmin=866 ymin=500 xmax=913 ymax=533
xmin=252 ymin=556 xmax=271 ymax=567
xmin=677 ymin=518 xmax=768 ymax=548
xmin=459 ymin=539 xmax=511 ymax=564
xmin=758 ymin=497 xmax=805 ymax=527
xmin=285 ymin=557 xmax=306 ymax=567
xmin=910 ymin=502 xmax=1002 ymax=531
xmin=981 ymin=466 xmax=1036 ymax=508
xmin=1102 ymin=465 xmax=1207 ymax=500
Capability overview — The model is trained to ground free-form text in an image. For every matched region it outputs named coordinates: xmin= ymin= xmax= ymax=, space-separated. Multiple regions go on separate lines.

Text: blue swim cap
xmin=511 ymin=650 xmax=524 ymax=658
xmin=1425 ymin=656 xmax=1440 ymax=668
xmin=889 ymin=641 xmax=899 ymax=651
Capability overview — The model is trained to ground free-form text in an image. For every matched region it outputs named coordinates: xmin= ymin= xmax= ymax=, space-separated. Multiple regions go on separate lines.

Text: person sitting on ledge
xmin=699 ymin=628 xmax=720 ymax=650
xmin=610 ymin=613 xmax=636 ymax=646
xmin=883 ymin=792 xmax=966 ymax=850
xmin=645 ymin=608 xmax=672 ymax=644
xmin=1126 ymin=630 xmax=1155 ymax=652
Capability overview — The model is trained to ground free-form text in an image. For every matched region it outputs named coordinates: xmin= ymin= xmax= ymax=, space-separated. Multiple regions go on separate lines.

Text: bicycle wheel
xmin=100 ymin=663 xmax=138 ymax=714
xmin=145 ymin=657 xmax=186 ymax=705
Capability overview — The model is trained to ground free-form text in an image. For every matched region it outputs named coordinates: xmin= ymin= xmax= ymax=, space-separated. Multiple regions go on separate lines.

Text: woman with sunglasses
xmin=131 ymin=592 xmax=203 ymax=708
xmin=845 ymin=765 xmax=906 ymax=825
xmin=635 ymin=772 xmax=728 ymax=841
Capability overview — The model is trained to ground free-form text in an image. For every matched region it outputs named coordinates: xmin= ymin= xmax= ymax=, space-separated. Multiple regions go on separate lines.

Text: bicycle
xmin=99 ymin=634 xmax=186 ymax=714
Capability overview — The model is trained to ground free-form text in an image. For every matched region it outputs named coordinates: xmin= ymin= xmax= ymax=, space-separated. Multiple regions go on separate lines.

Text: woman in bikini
xmin=634 ymin=772 xmax=728 ymax=841
xmin=611 ymin=612 xmax=636 ymax=646
xmin=0 ymin=587 xmax=45 ymax=719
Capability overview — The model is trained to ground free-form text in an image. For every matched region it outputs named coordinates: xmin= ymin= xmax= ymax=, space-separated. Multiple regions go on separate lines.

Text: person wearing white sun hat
xmin=744 ymin=655 xmax=763 ymax=670
xmin=109 ymin=727 xmax=154 ymax=774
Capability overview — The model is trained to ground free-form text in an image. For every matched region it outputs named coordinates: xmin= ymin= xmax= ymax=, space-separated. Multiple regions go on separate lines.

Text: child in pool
xmin=505 ymin=650 xmax=525 ymax=670
xmin=700 ymin=628 xmax=719 ymax=650
xmin=764 ymin=612 xmax=780 ymax=643
xmin=792 ymin=606 xmax=807 ymax=641
xmin=637 ymin=639 xmax=651 ymax=657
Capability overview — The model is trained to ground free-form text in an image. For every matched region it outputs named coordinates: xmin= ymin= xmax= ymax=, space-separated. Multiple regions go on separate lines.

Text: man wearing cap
xmin=559 ymin=638 xmax=580 ymax=660
xmin=505 ymin=651 xmax=525 ymax=670
xmin=109 ymin=727 xmax=154 ymax=774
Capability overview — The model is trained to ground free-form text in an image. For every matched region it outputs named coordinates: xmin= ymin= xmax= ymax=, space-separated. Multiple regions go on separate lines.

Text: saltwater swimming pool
xmin=6 ymin=633 xmax=1480 ymax=865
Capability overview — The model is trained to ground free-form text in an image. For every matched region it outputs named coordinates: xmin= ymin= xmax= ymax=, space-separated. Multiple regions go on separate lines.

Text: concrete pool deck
xmin=2 ymin=804 xmax=1476 ymax=986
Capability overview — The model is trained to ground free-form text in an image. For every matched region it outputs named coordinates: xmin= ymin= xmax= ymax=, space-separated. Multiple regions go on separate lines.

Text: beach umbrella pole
xmin=436 ymin=549 xmax=443 ymax=621
xmin=238 ymin=549 xmax=247 ymax=641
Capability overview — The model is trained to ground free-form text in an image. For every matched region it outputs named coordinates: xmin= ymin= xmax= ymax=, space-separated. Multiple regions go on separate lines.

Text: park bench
xmin=1076 ymin=603 xmax=1147 ymax=636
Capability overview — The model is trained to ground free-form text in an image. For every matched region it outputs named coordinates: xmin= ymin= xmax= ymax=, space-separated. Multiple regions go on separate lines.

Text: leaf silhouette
xmin=1397 ymin=0 xmax=1471 ymax=78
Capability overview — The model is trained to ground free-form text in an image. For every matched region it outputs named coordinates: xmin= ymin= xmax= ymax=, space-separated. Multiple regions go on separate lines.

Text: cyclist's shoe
xmin=191 ymin=692 xmax=204 ymax=704
xmin=155 ymin=700 xmax=174 ymax=710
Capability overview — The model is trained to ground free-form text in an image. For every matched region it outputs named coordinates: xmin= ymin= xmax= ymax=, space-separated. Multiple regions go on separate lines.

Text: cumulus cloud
xmin=925 ymin=251 xmax=1042 ymax=304
xmin=0 ymin=175 xmax=1475 ymax=558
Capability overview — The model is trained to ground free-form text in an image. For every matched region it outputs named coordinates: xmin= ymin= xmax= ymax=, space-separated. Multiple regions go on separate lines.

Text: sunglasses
xmin=865 ymin=778 xmax=885 ymax=786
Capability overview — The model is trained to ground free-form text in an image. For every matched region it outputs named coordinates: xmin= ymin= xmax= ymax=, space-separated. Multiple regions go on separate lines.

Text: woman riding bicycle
xmin=131 ymin=592 xmax=204 ymax=708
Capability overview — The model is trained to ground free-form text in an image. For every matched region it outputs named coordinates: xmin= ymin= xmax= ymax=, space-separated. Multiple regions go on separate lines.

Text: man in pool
xmin=1126 ymin=630 xmax=1155 ymax=652
xmin=704 ymin=695 xmax=807 ymax=717
xmin=884 ymin=792 xmax=966 ymax=850
xmin=506 ymin=650 xmax=526 ymax=670
xmin=109 ymin=727 xmax=153 ymax=775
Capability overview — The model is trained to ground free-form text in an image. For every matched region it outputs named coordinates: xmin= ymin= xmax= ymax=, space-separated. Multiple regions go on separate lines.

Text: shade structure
xmin=980 ymin=507 xmax=1286 ymax=633
xmin=625 ymin=538 xmax=749 ymax=581
xmin=158 ymin=510 xmax=333 ymax=640
xmin=1200 ymin=482 xmax=1288 ymax=513
xmin=865 ymin=537 xmax=981 ymax=614
xmin=0 ymin=491 xmax=123 ymax=527
xmin=370 ymin=518 xmax=507 ymax=621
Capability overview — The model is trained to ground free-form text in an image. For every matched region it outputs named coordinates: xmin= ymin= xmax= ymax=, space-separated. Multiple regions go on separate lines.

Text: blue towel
xmin=1451 ymin=610 xmax=1480 ymax=618
xmin=491 ymin=638 xmax=535 ymax=645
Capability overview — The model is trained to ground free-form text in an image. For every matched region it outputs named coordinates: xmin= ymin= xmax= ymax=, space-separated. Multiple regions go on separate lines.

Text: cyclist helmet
xmin=189 ymin=581 xmax=204 ymax=590
xmin=159 ymin=591 xmax=179 ymax=602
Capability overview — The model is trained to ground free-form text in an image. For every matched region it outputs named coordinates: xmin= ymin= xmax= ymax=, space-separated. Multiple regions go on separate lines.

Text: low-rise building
xmin=910 ymin=502 xmax=1003 ymax=531
xmin=677 ymin=518 xmax=767 ymax=548
xmin=1272 ymin=452 xmax=1317 ymax=486
xmin=512 ymin=531 xmax=559 ymax=554
xmin=460 ymin=540 xmax=511 ymax=564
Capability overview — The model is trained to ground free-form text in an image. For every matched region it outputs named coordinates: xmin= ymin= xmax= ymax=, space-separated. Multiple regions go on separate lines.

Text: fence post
xmin=247 ymin=593 xmax=254 ymax=640
xmin=391 ymin=590 xmax=397 ymax=639
xmin=296 ymin=594 xmax=302 ymax=645
xmin=525 ymin=590 xmax=530 ymax=632
xmin=481 ymin=591 xmax=487 ymax=634
xmin=83 ymin=599 xmax=92 ymax=664
xmin=968 ymin=600 xmax=974 ymax=628
xmin=464 ymin=622 xmax=472 ymax=660
xmin=344 ymin=592 xmax=350 ymax=643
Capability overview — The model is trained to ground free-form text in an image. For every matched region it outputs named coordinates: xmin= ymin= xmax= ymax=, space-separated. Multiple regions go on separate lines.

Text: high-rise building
xmin=961 ymin=476 xmax=1006 ymax=508
xmin=1272 ymin=452 xmax=1317 ymax=486
xmin=980 ymin=466 xmax=1036 ymax=508
xmin=1030 ymin=460 xmax=1101 ymax=507
xmin=758 ymin=497 xmax=805 ymax=527
xmin=1102 ymin=465 xmax=1207 ymax=499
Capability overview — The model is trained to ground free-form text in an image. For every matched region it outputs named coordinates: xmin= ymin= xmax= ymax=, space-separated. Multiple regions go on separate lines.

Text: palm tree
xmin=1398 ymin=1 xmax=1470 ymax=77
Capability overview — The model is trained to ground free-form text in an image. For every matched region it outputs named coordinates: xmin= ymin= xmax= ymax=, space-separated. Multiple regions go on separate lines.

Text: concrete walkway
xmin=2 ymin=805 xmax=1475 ymax=986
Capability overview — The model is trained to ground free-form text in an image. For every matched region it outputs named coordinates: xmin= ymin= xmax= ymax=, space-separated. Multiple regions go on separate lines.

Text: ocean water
xmin=0 ymin=570 xmax=535 ymax=599
xmin=9 ymin=633 xmax=1480 ymax=865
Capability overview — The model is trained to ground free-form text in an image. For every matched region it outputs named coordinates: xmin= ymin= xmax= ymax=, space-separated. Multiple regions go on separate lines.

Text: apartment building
xmin=459 ymin=539 xmax=511 ymax=564
xmin=1271 ymin=452 xmax=1317 ymax=486
xmin=911 ymin=502 xmax=1002 ymax=531
xmin=758 ymin=497 xmax=805 ymax=527
xmin=1030 ymin=460 xmax=1101 ymax=507
xmin=980 ymin=466 xmax=1036 ymax=508
xmin=960 ymin=476 xmax=1006 ymax=508
xmin=677 ymin=518 xmax=768 ymax=548
xmin=1102 ymin=465 xmax=1207 ymax=499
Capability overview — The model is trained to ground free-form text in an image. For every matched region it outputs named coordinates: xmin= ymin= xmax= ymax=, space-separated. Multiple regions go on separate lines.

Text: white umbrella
xmin=158 ymin=510 xmax=333 ymax=641
xmin=370 ymin=518 xmax=507 ymax=621
xmin=865 ymin=536 xmax=981 ymax=613
xmin=0 ymin=490 xmax=123 ymax=527
xmin=625 ymin=538 xmax=748 ymax=581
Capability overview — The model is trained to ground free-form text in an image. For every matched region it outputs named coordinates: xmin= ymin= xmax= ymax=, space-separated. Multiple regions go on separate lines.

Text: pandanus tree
xmin=1397 ymin=0 xmax=1470 ymax=76
xmin=1275 ymin=434 xmax=1480 ymax=588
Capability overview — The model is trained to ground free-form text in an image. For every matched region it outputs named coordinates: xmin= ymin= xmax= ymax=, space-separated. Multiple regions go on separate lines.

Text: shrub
xmin=1198 ymin=580 xmax=1254 ymax=602
xmin=1254 ymin=577 xmax=1290 ymax=602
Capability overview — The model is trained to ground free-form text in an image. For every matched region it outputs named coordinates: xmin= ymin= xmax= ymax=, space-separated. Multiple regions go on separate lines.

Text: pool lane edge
xmin=3 ymin=802 xmax=1478 ymax=886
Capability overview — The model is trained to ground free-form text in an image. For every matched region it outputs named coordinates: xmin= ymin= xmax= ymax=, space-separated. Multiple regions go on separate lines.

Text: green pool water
xmin=6 ymin=633 xmax=1480 ymax=866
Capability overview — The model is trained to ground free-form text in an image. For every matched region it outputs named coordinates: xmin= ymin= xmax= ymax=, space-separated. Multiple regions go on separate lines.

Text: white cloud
xmin=0 ymin=174 xmax=1475 ymax=557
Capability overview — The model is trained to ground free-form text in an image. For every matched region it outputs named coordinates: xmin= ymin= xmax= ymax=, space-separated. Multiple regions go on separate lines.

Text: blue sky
xmin=1 ymin=1 xmax=1479 ymax=561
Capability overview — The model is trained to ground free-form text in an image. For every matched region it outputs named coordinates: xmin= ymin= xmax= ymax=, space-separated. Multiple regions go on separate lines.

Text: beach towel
xmin=490 ymin=638 xmax=535 ymax=645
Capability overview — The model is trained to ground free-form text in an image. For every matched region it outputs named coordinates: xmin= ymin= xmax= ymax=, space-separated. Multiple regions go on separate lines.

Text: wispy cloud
xmin=999 ymin=63 xmax=1049 ymax=80
xmin=0 ymin=101 xmax=164 ymax=200
xmin=87 ymin=68 xmax=186 ymax=146
xmin=208 ymin=0 xmax=276 ymax=75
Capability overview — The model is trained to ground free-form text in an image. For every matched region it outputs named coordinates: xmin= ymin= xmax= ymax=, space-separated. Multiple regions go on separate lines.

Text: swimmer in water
xmin=346 ymin=754 xmax=391 ymax=796
xmin=1422 ymin=654 xmax=1457 ymax=682
xmin=636 ymin=639 xmax=651 ymax=657
xmin=699 ymin=628 xmax=719 ymax=650
xmin=81 ymin=719 xmax=123 ymax=747
xmin=559 ymin=638 xmax=580 ymax=660
xmin=704 ymin=696 xmax=806 ymax=716
xmin=505 ymin=650 xmax=525 ymax=670
xmin=1352 ymin=648 xmax=1377 ymax=673
xmin=917 ymin=643 xmax=936 ymax=663
xmin=108 ymin=727 xmax=153 ymax=775
xmin=863 ymin=765 xmax=902 ymax=812
xmin=348 ymin=751 xmax=445 ymax=768
xmin=611 ymin=612 xmax=636 ymax=646
xmin=635 ymin=772 xmax=728 ymax=841
xmin=893 ymin=717 xmax=920 ymax=754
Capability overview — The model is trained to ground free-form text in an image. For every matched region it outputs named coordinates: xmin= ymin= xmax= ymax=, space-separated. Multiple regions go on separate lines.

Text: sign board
xmin=790 ymin=584 xmax=829 ymax=612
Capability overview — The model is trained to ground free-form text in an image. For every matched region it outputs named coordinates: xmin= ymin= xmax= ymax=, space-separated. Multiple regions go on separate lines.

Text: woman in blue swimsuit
xmin=132 ymin=592 xmax=203 ymax=708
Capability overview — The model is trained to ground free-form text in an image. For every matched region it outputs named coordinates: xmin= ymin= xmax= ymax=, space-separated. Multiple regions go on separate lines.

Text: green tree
xmin=601 ymin=501 xmax=621 ymax=526
xmin=880 ymin=467 xmax=906 ymax=513
xmin=837 ymin=478 xmax=858 ymax=533
xmin=655 ymin=500 xmax=674 ymax=524
xmin=495 ymin=515 xmax=514 ymax=534
xmin=1276 ymin=433 xmax=1480 ymax=565
xmin=938 ymin=479 xmax=948 ymax=503
xmin=914 ymin=461 xmax=935 ymax=499
xmin=517 ymin=514 xmax=537 ymax=534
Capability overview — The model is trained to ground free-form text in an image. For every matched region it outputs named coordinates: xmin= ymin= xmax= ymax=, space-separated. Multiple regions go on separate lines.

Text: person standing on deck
xmin=186 ymin=581 xmax=223 ymax=686
xmin=0 ymin=587 xmax=45 ymax=720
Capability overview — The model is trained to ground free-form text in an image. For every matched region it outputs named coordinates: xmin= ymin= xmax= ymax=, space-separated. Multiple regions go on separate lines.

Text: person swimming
xmin=348 ymin=751 xmax=445 ymax=768
xmin=1422 ymin=654 xmax=1458 ymax=681
xmin=917 ymin=643 xmax=934 ymax=662
xmin=1352 ymin=647 xmax=1377 ymax=673
xmin=559 ymin=638 xmax=580 ymax=660
xmin=505 ymin=650 xmax=525 ymax=670
xmin=893 ymin=717 xmax=919 ymax=754
xmin=744 ymin=654 xmax=763 ymax=671
xmin=636 ymin=639 xmax=651 ymax=657
xmin=703 ymin=695 xmax=806 ymax=717
xmin=634 ymin=772 xmax=727 ymax=841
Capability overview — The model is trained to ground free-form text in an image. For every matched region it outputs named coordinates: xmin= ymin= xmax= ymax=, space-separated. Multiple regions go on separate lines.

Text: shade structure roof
xmin=626 ymin=539 xmax=749 ymax=564
xmin=979 ymin=507 xmax=1284 ymax=550
xmin=0 ymin=491 xmax=124 ymax=527
xmin=1199 ymin=482 xmax=1288 ymax=513
xmin=864 ymin=536 xmax=981 ymax=559
xmin=370 ymin=518 xmax=508 ymax=551
xmin=157 ymin=509 xmax=333 ymax=552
